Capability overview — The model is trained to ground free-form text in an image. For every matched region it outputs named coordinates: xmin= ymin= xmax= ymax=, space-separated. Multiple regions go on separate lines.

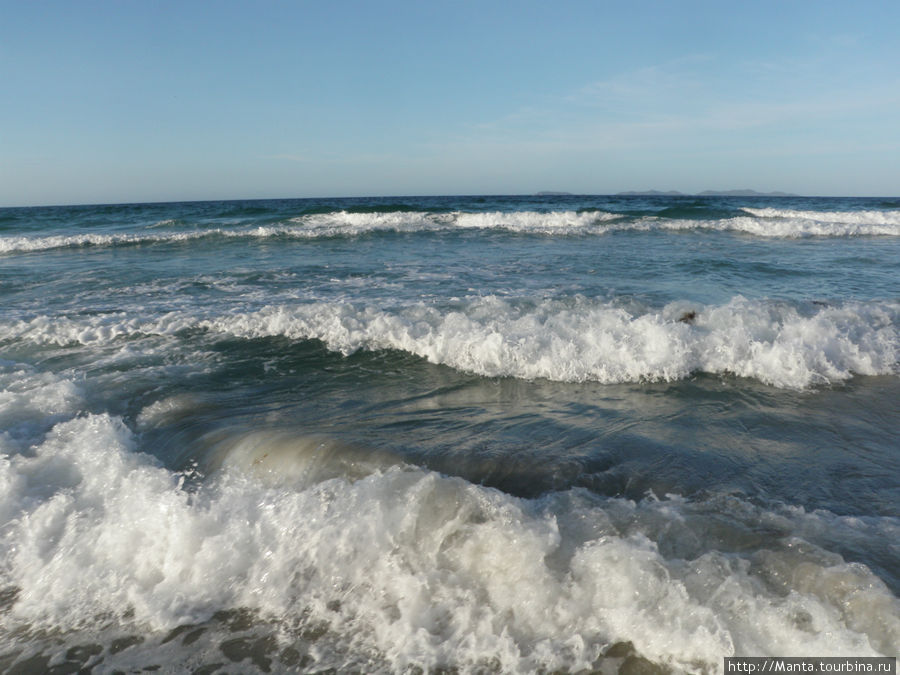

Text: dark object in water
xmin=677 ymin=311 xmax=697 ymax=324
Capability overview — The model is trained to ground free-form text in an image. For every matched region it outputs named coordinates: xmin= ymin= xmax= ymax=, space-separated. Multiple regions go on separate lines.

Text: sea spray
xmin=1 ymin=194 xmax=897 ymax=672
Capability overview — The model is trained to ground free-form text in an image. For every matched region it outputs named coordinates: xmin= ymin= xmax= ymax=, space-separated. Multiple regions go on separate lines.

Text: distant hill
xmin=615 ymin=189 xmax=798 ymax=197
xmin=534 ymin=191 xmax=573 ymax=196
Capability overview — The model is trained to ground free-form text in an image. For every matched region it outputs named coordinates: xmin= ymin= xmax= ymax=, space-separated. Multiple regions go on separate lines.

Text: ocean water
xmin=0 ymin=194 xmax=897 ymax=673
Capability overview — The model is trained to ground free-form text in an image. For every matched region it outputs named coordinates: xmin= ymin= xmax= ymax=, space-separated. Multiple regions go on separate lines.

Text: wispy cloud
xmin=568 ymin=54 xmax=714 ymax=110
xmin=423 ymin=50 xmax=900 ymax=162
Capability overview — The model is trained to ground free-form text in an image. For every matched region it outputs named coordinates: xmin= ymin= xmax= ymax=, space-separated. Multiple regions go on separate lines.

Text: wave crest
xmin=742 ymin=207 xmax=900 ymax=226
xmin=4 ymin=206 xmax=897 ymax=254
xmin=0 ymin=415 xmax=895 ymax=671
xmin=3 ymin=297 xmax=895 ymax=390
xmin=204 ymin=296 xmax=898 ymax=389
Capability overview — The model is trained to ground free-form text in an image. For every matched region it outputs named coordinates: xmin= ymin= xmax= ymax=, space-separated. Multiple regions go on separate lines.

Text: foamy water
xmin=2 ymin=204 xmax=898 ymax=254
xmin=1 ymin=195 xmax=897 ymax=672
xmin=2 ymin=296 xmax=895 ymax=389
xmin=1 ymin=411 xmax=896 ymax=672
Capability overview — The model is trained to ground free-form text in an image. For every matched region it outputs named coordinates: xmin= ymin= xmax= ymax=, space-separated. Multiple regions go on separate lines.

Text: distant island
xmin=615 ymin=189 xmax=798 ymax=197
xmin=534 ymin=191 xmax=574 ymax=196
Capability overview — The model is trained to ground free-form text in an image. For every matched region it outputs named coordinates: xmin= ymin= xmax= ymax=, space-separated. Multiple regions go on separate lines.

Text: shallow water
xmin=0 ymin=195 xmax=897 ymax=673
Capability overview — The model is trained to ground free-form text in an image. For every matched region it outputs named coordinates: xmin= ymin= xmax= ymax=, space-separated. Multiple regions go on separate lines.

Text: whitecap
xmin=0 ymin=417 xmax=895 ymax=672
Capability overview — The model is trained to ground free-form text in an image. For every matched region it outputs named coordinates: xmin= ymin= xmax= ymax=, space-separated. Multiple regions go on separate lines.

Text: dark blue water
xmin=0 ymin=195 xmax=897 ymax=673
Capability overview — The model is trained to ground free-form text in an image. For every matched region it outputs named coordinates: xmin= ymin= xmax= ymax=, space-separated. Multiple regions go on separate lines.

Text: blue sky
xmin=2 ymin=0 xmax=899 ymax=206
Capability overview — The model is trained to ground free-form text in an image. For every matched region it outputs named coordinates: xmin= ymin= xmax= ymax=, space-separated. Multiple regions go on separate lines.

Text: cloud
xmin=423 ymin=49 xmax=900 ymax=164
xmin=569 ymin=54 xmax=714 ymax=110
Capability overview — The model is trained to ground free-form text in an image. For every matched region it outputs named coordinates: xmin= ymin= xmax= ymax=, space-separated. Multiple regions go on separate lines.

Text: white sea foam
xmin=451 ymin=209 xmax=619 ymax=232
xmin=0 ymin=230 xmax=215 ymax=254
xmin=4 ymin=207 xmax=893 ymax=254
xmin=283 ymin=207 xmax=900 ymax=238
xmin=203 ymin=296 xmax=898 ymax=389
xmin=743 ymin=207 xmax=900 ymax=227
xmin=0 ymin=218 xmax=435 ymax=254
xmin=718 ymin=213 xmax=900 ymax=237
xmin=0 ymin=362 xmax=84 ymax=454
xmin=0 ymin=416 xmax=896 ymax=672
xmin=289 ymin=209 xmax=439 ymax=234
xmin=0 ymin=311 xmax=194 ymax=346
xmin=624 ymin=210 xmax=900 ymax=237
xmin=292 ymin=209 xmax=619 ymax=233
xmin=2 ymin=297 xmax=896 ymax=389
xmin=0 ymin=226 xmax=315 ymax=254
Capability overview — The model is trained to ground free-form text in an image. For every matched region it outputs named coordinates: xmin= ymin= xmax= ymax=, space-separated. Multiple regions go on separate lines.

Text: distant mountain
xmin=535 ymin=191 xmax=573 ymax=196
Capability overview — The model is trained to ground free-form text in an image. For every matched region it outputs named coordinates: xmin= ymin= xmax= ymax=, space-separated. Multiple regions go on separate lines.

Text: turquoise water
xmin=0 ymin=195 xmax=898 ymax=672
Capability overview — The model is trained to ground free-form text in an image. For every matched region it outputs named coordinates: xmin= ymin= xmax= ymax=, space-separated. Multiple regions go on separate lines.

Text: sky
xmin=2 ymin=0 xmax=899 ymax=206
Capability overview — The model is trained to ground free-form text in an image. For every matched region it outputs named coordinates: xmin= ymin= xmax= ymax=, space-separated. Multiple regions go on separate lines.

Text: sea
xmin=0 ymin=194 xmax=897 ymax=674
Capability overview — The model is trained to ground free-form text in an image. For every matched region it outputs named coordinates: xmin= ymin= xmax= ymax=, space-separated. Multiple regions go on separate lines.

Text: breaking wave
xmin=742 ymin=207 xmax=900 ymax=226
xmin=3 ymin=296 xmax=896 ymax=389
xmin=2 ymin=207 xmax=898 ymax=254
xmin=0 ymin=413 xmax=896 ymax=672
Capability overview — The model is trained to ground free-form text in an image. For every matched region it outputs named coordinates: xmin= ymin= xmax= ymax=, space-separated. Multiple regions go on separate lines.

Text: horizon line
xmin=3 ymin=191 xmax=900 ymax=210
